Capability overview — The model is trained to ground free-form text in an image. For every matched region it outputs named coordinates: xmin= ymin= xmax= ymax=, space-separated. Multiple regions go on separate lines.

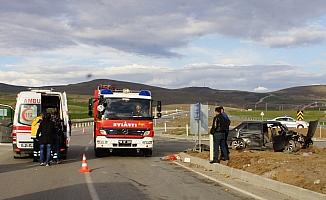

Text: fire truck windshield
xmin=101 ymin=98 xmax=151 ymax=119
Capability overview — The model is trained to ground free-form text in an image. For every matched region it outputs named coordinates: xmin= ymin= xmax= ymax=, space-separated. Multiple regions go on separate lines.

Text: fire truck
xmin=89 ymin=85 xmax=161 ymax=157
xmin=12 ymin=89 xmax=71 ymax=158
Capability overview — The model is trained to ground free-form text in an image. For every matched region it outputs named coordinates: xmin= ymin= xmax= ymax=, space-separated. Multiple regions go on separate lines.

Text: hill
xmin=1 ymin=80 xmax=326 ymax=108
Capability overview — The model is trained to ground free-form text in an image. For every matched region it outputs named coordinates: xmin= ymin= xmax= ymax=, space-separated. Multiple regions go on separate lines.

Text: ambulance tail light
xmin=12 ymin=132 xmax=17 ymax=144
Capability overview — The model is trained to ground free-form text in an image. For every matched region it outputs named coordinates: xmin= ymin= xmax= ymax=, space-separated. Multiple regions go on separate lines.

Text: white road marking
xmin=173 ymin=161 xmax=267 ymax=200
xmin=85 ymin=173 xmax=100 ymax=200
xmin=83 ymin=142 xmax=99 ymax=200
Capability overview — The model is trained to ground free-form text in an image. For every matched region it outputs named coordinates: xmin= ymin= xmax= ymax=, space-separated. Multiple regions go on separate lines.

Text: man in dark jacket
xmin=210 ymin=107 xmax=229 ymax=164
xmin=36 ymin=113 xmax=56 ymax=166
xmin=218 ymin=106 xmax=231 ymax=159
xmin=52 ymin=113 xmax=63 ymax=164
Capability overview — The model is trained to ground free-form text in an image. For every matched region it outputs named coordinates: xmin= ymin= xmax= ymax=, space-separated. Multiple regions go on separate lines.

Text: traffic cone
xmin=79 ymin=154 xmax=91 ymax=173
xmin=160 ymin=154 xmax=180 ymax=161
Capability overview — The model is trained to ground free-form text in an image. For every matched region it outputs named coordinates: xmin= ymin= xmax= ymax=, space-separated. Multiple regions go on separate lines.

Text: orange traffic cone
xmin=79 ymin=154 xmax=91 ymax=173
xmin=160 ymin=154 xmax=180 ymax=161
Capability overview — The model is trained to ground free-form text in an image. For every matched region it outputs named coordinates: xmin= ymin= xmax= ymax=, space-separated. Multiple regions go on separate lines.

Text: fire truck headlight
xmin=100 ymin=130 xmax=107 ymax=135
xmin=143 ymin=131 xmax=150 ymax=136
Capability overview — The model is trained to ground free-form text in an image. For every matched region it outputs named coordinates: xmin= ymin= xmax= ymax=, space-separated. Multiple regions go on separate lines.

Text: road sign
xmin=260 ymin=112 xmax=264 ymax=116
xmin=193 ymin=103 xmax=201 ymax=120
xmin=297 ymin=110 xmax=304 ymax=120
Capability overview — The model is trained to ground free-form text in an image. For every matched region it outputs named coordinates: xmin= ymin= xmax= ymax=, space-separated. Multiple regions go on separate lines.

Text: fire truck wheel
xmin=144 ymin=149 xmax=152 ymax=157
xmin=95 ymin=148 xmax=105 ymax=157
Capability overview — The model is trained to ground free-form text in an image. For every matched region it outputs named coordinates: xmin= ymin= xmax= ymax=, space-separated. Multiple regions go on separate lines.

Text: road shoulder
xmin=177 ymin=152 xmax=326 ymax=200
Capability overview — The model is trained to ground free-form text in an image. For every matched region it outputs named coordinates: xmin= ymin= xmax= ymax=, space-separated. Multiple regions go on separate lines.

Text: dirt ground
xmin=187 ymin=147 xmax=326 ymax=194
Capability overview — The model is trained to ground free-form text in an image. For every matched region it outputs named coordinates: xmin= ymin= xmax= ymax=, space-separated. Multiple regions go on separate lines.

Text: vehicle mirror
xmin=88 ymin=98 xmax=93 ymax=117
xmin=157 ymin=101 xmax=162 ymax=112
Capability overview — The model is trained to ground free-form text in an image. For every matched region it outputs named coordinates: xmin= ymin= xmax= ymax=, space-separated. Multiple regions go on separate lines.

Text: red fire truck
xmin=89 ymin=85 xmax=161 ymax=157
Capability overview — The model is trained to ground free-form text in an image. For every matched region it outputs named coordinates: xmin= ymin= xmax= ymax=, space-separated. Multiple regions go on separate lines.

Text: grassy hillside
xmin=1 ymin=80 xmax=326 ymax=119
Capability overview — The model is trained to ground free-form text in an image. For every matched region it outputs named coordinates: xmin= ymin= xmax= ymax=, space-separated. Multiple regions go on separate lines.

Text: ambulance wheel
xmin=144 ymin=149 xmax=152 ymax=157
xmin=13 ymin=153 xmax=23 ymax=159
xmin=61 ymin=153 xmax=67 ymax=160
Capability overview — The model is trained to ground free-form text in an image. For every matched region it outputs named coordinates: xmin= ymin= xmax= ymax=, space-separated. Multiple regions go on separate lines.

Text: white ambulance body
xmin=12 ymin=90 xmax=70 ymax=158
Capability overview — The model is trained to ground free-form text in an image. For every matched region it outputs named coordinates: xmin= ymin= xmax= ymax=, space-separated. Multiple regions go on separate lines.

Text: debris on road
xmin=161 ymin=154 xmax=180 ymax=161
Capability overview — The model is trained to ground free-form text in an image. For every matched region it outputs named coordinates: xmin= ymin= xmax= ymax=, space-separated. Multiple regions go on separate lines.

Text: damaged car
xmin=227 ymin=120 xmax=318 ymax=152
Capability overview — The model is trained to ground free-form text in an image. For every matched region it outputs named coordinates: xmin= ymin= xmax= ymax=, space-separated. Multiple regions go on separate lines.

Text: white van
xmin=12 ymin=90 xmax=71 ymax=158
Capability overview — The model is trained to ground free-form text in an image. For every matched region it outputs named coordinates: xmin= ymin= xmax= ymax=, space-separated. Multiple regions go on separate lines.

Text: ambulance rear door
xmin=15 ymin=92 xmax=41 ymax=149
xmin=61 ymin=92 xmax=71 ymax=143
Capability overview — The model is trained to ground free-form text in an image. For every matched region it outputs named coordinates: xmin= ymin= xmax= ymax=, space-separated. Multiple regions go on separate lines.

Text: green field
xmin=0 ymin=93 xmax=92 ymax=119
xmin=1 ymin=94 xmax=325 ymax=120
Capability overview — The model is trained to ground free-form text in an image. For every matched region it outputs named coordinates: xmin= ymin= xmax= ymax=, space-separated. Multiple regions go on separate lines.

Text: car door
xmin=0 ymin=104 xmax=14 ymax=143
xmin=286 ymin=117 xmax=297 ymax=128
xmin=239 ymin=122 xmax=263 ymax=148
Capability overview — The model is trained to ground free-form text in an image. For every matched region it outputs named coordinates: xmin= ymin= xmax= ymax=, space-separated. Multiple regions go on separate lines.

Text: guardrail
xmin=71 ymin=118 xmax=93 ymax=128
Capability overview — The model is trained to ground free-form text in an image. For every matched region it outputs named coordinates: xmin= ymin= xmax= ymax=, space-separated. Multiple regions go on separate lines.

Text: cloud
xmin=1 ymin=64 xmax=325 ymax=92
xmin=254 ymin=86 xmax=268 ymax=92
xmin=0 ymin=0 xmax=325 ymax=57
xmin=261 ymin=26 xmax=326 ymax=47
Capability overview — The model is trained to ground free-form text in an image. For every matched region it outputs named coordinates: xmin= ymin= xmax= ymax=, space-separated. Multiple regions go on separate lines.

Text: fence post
xmin=164 ymin=122 xmax=167 ymax=133
xmin=210 ymin=134 xmax=214 ymax=161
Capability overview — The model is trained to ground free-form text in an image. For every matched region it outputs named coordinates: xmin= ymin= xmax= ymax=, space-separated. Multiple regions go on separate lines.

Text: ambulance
xmin=12 ymin=89 xmax=71 ymax=158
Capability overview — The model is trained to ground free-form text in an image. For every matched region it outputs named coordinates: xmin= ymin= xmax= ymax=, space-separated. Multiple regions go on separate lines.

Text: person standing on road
xmin=218 ymin=106 xmax=231 ymax=159
xmin=36 ymin=113 xmax=56 ymax=166
xmin=52 ymin=113 xmax=63 ymax=164
xmin=31 ymin=113 xmax=43 ymax=162
xmin=210 ymin=107 xmax=229 ymax=164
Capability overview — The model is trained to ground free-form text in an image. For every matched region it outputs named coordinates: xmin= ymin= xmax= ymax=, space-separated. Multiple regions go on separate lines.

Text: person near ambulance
xmin=31 ymin=113 xmax=43 ymax=162
xmin=51 ymin=112 xmax=63 ymax=164
xmin=218 ymin=106 xmax=231 ymax=160
xmin=36 ymin=113 xmax=56 ymax=166
xmin=210 ymin=107 xmax=230 ymax=164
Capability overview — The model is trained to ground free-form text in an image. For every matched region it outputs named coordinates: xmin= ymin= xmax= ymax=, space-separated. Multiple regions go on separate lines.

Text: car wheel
xmin=297 ymin=124 xmax=304 ymax=129
xmin=284 ymin=139 xmax=299 ymax=153
xmin=231 ymin=139 xmax=246 ymax=150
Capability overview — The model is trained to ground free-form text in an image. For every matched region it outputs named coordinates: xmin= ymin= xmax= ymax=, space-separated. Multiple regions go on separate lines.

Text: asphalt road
xmin=0 ymin=127 xmax=251 ymax=200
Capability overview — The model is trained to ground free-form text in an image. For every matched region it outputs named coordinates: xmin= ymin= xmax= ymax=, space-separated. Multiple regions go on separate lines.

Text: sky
xmin=0 ymin=0 xmax=325 ymax=92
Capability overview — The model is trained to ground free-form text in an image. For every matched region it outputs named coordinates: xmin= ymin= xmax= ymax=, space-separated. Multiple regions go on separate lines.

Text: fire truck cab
xmin=89 ymin=85 xmax=161 ymax=157
xmin=12 ymin=90 xmax=71 ymax=158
